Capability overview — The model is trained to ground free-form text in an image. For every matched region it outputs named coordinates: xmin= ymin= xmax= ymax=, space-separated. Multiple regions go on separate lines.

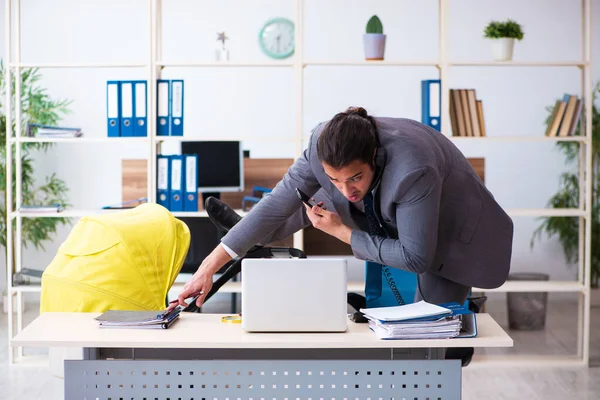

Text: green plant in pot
xmin=364 ymin=15 xmax=386 ymax=61
xmin=531 ymin=83 xmax=600 ymax=288
xmin=483 ymin=19 xmax=524 ymax=61
xmin=530 ymin=83 xmax=600 ymax=290
xmin=0 ymin=62 xmax=72 ymax=294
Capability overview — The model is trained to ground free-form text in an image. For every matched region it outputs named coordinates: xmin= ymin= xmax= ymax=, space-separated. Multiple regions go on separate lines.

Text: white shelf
xmin=14 ymin=281 xmax=583 ymax=295
xmin=9 ymin=62 xmax=147 ymax=69
xmin=170 ymin=210 xmax=247 ymax=218
xmin=10 ymin=209 xmax=129 ymax=219
xmin=9 ymin=208 xmax=586 ymax=219
xmin=505 ymin=208 xmax=586 ymax=217
xmin=449 ymin=61 xmax=588 ymax=67
xmin=449 ymin=136 xmax=587 ymax=142
xmin=304 ymin=60 xmax=439 ymax=67
xmin=156 ymin=136 xmax=295 ymax=143
xmin=11 ymin=285 xmax=41 ymax=293
xmin=473 ymin=281 xmax=585 ymax=293
xmin=157 ymin=61 xmax=293 ymax=67
xmin=11 ymin=137 xmax=148 ymax=144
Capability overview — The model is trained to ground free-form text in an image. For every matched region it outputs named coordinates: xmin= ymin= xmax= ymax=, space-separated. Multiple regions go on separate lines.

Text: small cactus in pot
xmin=364 ymin=15 xmax=386 ymax=61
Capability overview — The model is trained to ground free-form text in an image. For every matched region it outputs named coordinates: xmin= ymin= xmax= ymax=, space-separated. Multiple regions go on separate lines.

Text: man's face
xmin=322 ymin=160 xmax=376 ymax=203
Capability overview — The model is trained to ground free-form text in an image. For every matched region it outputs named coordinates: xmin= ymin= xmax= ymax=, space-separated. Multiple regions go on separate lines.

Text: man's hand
xmin=166 ymin=244 xmax=232 ymax=311
xmin=304 ymin=204 xmax=352 ymax=244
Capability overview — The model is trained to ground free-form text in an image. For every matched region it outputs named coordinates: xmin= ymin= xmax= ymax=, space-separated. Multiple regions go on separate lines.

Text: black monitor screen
xmin=181 ymin=141 xmax=243 ymax=192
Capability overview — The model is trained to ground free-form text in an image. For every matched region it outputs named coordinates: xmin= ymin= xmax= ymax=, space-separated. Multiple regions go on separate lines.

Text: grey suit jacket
xmin=222 ymin=117 xmax=514 ymax=289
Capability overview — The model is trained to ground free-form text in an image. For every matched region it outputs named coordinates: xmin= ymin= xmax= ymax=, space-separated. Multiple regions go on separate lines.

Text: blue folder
xmin=169 ymin=155 xmax=184 ymax=211
xmin=421 ymin=79 xmax=441 ymax=132
xmin=157 ymin=80 xmax=170 ymax=136
xmin=183 ymin=154 xmax=198 ymax=211
xmin=157 ymin=155 xmax=170 ymax=210
xmin=106 ymin=81 xmax=121 ymax=137
xmin=132 ymin=80 xmax=148 ymax=137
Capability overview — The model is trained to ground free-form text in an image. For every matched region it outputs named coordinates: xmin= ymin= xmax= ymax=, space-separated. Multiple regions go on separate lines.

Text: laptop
xmin=241 ymin=258 xmax=348 ymax=332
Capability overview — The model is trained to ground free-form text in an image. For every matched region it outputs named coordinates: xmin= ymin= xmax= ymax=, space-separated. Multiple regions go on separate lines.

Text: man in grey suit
xmin=173 ymin=106 xmax=514 ymax=310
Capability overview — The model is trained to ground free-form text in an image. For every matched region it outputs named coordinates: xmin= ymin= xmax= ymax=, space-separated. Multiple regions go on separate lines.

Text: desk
xmin=12 ymin=312 xmax=512 ymax=399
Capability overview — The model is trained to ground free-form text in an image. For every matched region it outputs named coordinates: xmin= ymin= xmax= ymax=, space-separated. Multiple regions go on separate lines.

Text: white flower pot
xmin=215 ymin=48 xmax=229 ymax=62
xmin=491 ymin=38 xmax=515 ymax=61
xmin=363 ymin=34 xmax=386 ymax=60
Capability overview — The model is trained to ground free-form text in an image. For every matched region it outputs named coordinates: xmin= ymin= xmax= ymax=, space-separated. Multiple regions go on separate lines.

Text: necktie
xmin=363 ymin=193 xmax=386 ymax=237
xmin=362 ymin=192 xmax=406 ymax=306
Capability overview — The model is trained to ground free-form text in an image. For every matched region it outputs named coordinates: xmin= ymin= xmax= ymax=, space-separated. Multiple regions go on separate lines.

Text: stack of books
xmin=449 ymin=89 xmax=486 ymax=137
xmin=545 ymin=94 xmax=583 ymax=137
xmin=94 ymin=306 xmax=181 ymax=329
xmin=18 ymin=204 xmax=64 ymax=213
xmin=359 ymin=300 xmax=477 ymax=340
xmin=27 ymin=123 xmax=83 ymax=138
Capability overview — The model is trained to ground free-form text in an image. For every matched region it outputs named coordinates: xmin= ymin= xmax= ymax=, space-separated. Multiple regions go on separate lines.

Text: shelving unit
xmin=4 ymin=0 xmax=593 ymax=367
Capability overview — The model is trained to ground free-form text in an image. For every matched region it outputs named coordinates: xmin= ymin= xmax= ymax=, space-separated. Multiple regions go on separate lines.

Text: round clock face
xmin=259 ymin=18 xmax=295 ymax=59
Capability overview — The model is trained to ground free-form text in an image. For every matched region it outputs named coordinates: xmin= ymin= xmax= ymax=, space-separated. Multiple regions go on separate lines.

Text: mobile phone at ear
xmin=295 ymin=188 xmax=317 ymax=207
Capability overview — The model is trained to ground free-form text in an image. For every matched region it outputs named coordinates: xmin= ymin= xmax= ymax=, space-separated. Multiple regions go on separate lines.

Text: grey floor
xmin=1 ymin=292 xmax=599 ymax=400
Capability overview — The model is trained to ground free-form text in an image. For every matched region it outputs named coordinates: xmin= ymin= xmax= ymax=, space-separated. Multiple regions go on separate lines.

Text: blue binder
xmin=106 ymin=81 xmax=121 ymax=137
xmin=183 ymin=154 xmax=198 ymax=211
xmin=169 ymin=154 xmax=184 ymax=211
xmin=119 ymin=81 xmax=134 ymax=137
xmin=132 ymin=80 xmax=148 ymax=137
xmin=157 ymin=155 xmax=170 ymax=210
xmin=421 ymin=79 xmax=441 ymax=132
xmin=157 ymin=80 xmax=170 ymax=136
xmin=170 ymin=79 xmax=184 ymax=136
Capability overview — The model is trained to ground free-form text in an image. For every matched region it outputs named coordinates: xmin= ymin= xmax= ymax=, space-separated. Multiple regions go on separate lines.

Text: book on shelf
xmin=12 ymin=268 xmax=43 ymax=286
xmin=449 ymin=89 xmax=486 ymax=137
xmin=18 ymin=204 xmax=64 ymax=213
xmin=545 ymin=94 xmax=583 ymax=137
xmin=27 ymin=123 xmax=83 ymax=138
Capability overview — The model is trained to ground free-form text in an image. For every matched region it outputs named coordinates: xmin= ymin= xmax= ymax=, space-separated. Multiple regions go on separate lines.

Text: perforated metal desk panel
xmin=12 ymin=312 xmax=512 ymax=400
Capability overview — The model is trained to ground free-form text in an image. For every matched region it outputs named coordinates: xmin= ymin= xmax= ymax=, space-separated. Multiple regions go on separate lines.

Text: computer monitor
xmin=181 ymin=141 xmax=244 ymax=193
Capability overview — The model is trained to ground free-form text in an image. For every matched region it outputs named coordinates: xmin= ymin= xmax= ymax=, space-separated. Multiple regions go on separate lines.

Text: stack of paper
xmin=359 ymin=300 xmax=476 ymax=340
xmin=94 ymin=307 xmax=181 ymax=329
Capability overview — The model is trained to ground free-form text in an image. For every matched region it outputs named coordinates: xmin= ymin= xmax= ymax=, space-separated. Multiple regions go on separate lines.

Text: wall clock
xmin=258 ymin=17 xmax=295 ymax=59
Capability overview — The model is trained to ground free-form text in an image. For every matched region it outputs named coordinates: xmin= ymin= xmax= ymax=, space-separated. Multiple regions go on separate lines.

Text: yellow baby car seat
xmin=40 ymin=203 xmax=190 ymax=313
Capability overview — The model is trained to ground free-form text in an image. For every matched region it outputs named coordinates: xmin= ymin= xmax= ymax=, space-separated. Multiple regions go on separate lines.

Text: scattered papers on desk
xmin=94 ymin=307 xmax=181 ymax=329
xmin=360 ymin=301 xmax=477 ymax=340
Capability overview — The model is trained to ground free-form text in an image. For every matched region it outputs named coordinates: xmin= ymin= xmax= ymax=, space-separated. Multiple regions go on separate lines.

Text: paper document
xmin=360 ymin=300 xmax=452 ymax=322
xmin=94 ymin=308 xmax=181 ymax=329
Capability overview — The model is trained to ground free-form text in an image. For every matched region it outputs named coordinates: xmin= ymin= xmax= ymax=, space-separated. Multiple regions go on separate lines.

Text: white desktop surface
xmin=12 ymin=312 xmax=512 ymax=349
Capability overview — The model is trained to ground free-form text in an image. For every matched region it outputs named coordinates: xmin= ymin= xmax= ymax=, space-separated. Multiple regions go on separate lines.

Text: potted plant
xmin=363 ymin=15 xmax=386 ymax=61
xmin=0 ymin=62 xmax=72 ymax=312
xmin=531 ymin=82 xmax=600 ymax=299
xmin=483 ymin=19 xmax=524 ymax=61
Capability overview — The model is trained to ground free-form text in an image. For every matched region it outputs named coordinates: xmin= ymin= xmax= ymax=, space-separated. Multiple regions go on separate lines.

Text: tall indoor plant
xmin=531 ymin=82 xmax=600 ymax=289
xmin=0 ymin=61 xmax=72 ymax=289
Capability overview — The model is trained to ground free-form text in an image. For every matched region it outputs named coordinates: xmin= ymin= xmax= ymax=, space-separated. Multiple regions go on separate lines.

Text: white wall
xmin=1 ymin=0 xmax=599 ymax=291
